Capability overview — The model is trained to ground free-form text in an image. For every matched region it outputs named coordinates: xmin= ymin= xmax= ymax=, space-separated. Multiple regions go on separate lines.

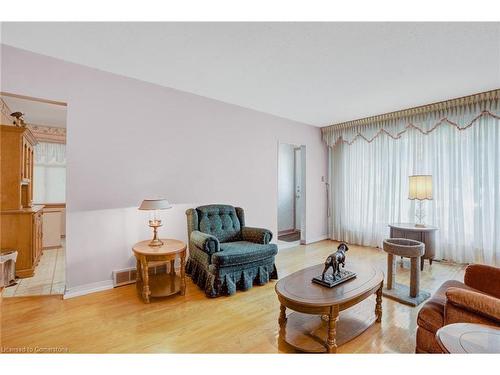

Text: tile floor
xmin=3 ymin=241 xmax=65 ymax=297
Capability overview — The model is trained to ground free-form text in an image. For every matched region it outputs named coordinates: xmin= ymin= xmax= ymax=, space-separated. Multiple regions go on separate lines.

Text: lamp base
xmin=148 ymin=220 xmax=164 ymax=247
xmin=148 ymin=238 xmax=164 ymax=247
xmin=414 ymin=223 xmax=426 ymax=228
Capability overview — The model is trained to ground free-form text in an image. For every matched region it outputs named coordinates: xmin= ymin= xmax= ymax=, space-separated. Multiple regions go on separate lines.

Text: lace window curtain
xmin=34 ymin=142 xmax=66 ymax=204
xmin=324 ymin=93 xmax=500 ymax=266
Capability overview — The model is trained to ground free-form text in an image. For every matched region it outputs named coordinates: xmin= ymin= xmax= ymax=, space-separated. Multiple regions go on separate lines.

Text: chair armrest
xmin=190 ymin=231 xmax=220 ymax=254
xmin=241 ymin=226 xmax=273 ymax=244
xmin=445 ymin=287 xmax=500 ymax=323
xmin=464 ymin=264 xmax=500 ymax=299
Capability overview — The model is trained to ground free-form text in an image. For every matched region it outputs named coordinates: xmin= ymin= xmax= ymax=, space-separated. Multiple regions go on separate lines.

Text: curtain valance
xmin=322 ymin=89 xmax=500 ymax=146
xmin=35 ymin=142 xmax=66 ymax=166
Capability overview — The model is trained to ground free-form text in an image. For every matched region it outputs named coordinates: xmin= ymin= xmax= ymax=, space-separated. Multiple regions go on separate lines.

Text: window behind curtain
xmin=33 ymin=142 xmax=66 ymax=204
xmin=329 ymin=112 xmax=500 ymax=265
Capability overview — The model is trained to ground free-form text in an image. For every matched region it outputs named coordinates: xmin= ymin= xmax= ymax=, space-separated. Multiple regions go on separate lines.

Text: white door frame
xmin=277 ymin=141 xmax=306 ymax=244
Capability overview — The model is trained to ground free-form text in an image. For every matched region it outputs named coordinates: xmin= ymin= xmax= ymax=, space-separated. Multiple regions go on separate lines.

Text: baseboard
xmin=305 ymin=234 xmax=329 ymax=244
xmin=63 ymin=279 xmax=114 ymax=299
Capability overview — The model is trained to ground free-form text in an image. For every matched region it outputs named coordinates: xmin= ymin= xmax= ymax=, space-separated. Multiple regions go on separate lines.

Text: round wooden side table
xmin=436 ymin=323 xmax=500 ymax=354
xmin=132 ymin=239 xmax=187 ymax=303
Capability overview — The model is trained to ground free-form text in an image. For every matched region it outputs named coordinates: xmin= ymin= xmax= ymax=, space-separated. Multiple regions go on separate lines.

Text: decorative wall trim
xmin=1 ymin=97 xmax=66 ymax=143
xmin=28 ymin=124 xmax=66 ymax=144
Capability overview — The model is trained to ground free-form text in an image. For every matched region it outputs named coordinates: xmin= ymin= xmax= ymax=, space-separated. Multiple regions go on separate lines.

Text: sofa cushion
xmin=212 ymin=241 xmax=278 ymax=267
xmin=464 ymin=264 xmax=500 ymax=299
xmin=417 ymin=280 xmax=478 ymax=333
xmin=197 ymin=205 xmax=241 ymax=243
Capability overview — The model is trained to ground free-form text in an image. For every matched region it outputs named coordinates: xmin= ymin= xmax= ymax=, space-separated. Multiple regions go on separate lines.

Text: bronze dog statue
xmin=322 ymin=243 xmax=349 ymax=280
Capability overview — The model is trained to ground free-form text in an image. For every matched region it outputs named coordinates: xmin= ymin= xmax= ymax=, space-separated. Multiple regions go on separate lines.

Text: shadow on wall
xmin=65 ymin=202 xmax=281 ymax=293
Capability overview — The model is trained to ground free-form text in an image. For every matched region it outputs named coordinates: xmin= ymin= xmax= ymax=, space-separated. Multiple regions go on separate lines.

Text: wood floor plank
xmin=0 ymin=240 xmax=466 ymax=353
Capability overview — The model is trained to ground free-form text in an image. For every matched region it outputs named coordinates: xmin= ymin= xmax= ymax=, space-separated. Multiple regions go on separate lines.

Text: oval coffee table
xmin=275 ymin=262 xmax=384 ymax=353
xmin=436 ymin=323 xmax=500 ymax=353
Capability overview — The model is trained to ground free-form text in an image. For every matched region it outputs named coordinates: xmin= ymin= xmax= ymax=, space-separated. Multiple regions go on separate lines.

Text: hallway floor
xmin=278 ymin=230 xmax=301 ymax=242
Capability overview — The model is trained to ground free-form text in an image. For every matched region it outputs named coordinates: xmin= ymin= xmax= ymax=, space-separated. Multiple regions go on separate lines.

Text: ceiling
xmin=1 ymin=95 xmax=67 ymax=128
xmin=1 ymin=22 xmax=499 ymax=126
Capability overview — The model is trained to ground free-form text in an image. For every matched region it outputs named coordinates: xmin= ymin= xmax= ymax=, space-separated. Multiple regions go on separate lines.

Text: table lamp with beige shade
xmin=408 ymin=175 xmax=433 ymax=227
xmin=138 ymin=199 xmax=172 ymax=247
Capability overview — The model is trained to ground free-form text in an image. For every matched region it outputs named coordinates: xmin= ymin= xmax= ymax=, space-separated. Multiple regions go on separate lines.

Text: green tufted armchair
xmin=185 ymin=204 xmax=278 ymax=297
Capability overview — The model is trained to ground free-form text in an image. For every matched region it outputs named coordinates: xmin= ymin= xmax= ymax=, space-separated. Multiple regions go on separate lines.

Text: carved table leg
xmin=180 ymin=253 xmax=186 ymax=296
xmin=375 ymin=283 xmax=383 ymax=323
xmin=278 ymin=304 xmax=287 ymax=338
xmin=327 ymin=306 xmax=339 ymax=353
xmin=170 ymin=259 xmax=175 ymax=276
xmin=140 ymin=257 xmax=150 ymax=303
xmin=136 ymin=258 xmax=142 ymax=293
xmin=279 ymin=304 xmax=287 ymax=326
xmin=387 ymin=253 xmax=394 ymax=290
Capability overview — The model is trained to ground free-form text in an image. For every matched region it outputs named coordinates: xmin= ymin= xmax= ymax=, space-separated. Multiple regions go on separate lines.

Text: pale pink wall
xmin=1 ymin=44 xmax=328 ymax=292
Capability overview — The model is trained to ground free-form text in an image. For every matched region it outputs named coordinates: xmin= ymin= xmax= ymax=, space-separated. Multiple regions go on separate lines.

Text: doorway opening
xmin=277 ymin=143 xmax=306 ymax=248
xmin=1 ymin=92 xmax=67 ymax=297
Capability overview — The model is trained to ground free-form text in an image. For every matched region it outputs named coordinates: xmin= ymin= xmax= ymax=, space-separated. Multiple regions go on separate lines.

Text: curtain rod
xmin=322 ymin=88 xmax=500 ymax=131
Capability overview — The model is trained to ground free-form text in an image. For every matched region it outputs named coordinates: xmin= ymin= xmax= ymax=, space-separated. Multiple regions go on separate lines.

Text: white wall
xmin=278 ymin=143 xmax=295 ymax=232
xmin=1 ymin=44 xmax=328 ymax=295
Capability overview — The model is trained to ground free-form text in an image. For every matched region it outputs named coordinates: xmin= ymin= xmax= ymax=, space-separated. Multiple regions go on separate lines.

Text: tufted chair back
xmin=187 ymin=204 xmax=246 ymax=243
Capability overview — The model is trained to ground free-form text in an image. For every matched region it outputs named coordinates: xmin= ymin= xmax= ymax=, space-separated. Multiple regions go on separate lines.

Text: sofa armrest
xmin=445 ymin=287 xmax=500 ymax=324
xmin=190 ymin=231 xmax=220 ymax=255
xmin=241 ymin=226 xmax=273 ymax=244
xmin=464 ymin=264 xmax=500 ymax=299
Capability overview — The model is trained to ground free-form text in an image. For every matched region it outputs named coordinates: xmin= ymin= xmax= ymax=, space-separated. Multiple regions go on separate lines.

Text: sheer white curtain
xmin=34 ymin=142 xmax=66 ymax=203
xmin=328 ymin=101 xmax=500 ymax=266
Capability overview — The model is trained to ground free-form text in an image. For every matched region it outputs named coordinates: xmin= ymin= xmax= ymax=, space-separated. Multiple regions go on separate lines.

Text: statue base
xmin=312 ymin=269 xmax=357 ymax=288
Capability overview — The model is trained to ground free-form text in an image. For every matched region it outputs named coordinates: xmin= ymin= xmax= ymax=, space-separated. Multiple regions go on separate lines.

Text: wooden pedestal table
xmin=275 ymin=263 xmax=383 ymax=353
xmin=132 ymin=239 xmax=187 ymax=303
xmin=382 ymin=238 xmax=430 ymax=307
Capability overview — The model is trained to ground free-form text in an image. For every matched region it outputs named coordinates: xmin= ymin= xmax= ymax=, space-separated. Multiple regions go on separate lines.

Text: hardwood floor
xmin=0 ymin=240 xmax=466 ymax=353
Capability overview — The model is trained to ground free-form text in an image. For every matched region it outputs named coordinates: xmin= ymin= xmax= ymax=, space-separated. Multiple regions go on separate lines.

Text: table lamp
xmin=138 ymin=199 xmax=172 ymax=247
xmin=408 ymin=175 xmax=433 ymax=227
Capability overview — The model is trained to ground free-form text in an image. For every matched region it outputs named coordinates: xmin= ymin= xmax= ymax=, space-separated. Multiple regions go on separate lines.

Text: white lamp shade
xmin=408 ymin=175 xmax=433 ymax=200
xmin=138 ymin=199 xmax=172 ymax=210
